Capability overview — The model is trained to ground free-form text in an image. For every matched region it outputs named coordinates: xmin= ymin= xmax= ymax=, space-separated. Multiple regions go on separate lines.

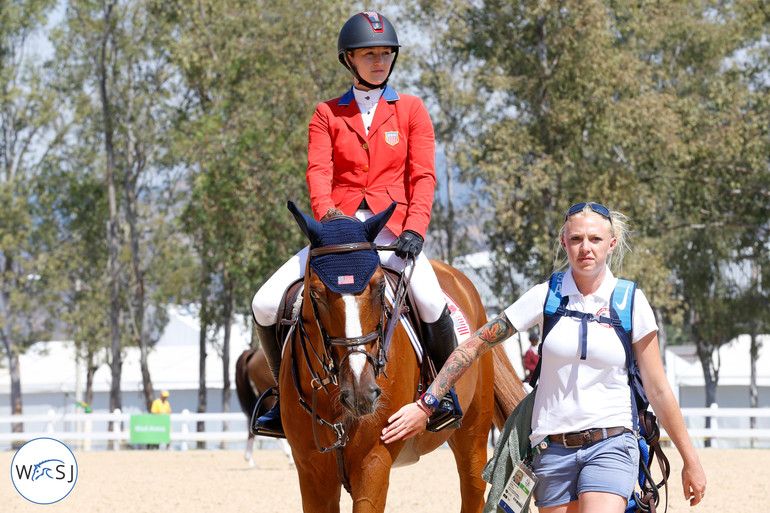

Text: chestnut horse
xmin=235 ymin=347 xmax=293 ymax=466
xmin=280 ymin=201 xmax=524 ymax=513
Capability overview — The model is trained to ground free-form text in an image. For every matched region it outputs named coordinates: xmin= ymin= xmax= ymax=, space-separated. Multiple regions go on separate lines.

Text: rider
xmin=251 ymin=11 xmax=461 ymax=438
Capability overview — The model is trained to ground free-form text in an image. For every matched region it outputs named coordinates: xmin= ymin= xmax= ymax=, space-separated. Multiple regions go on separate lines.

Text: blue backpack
xmin=529 ymin=272 xmax=669 ymax=513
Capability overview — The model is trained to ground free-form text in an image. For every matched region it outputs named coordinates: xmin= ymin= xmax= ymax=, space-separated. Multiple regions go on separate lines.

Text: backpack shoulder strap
xmin=543 ymin=272 xmax=566 ymax=316
xmin=529 ymin=273 xmax=567 ymax=387
xmin=608 ymin=278 xmax=636 ymax=368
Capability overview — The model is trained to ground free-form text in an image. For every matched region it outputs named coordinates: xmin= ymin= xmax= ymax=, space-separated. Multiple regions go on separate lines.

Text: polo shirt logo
xmin=384 ymin=131 xmax=399 ymax=146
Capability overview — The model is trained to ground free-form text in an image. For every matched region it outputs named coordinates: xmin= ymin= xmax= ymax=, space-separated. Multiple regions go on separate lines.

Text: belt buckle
xmin=562 ymin=430 xmax=590 ymax=449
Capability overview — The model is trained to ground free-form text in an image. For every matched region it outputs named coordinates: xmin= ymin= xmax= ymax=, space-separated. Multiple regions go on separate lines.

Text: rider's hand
xmin=380 ymin=402 xmax=429 ymax=444
xmin=394 ymin=230 xmax=423 ymax=259
xmin=321 ymin=207 xmax=345 ymax=222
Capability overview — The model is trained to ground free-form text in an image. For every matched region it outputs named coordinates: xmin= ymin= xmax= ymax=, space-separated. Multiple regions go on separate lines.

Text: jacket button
xmin=362 ymin=143 xmax=368 ymax=150
xmin=363 ymin=165 xmax=369 ymax=172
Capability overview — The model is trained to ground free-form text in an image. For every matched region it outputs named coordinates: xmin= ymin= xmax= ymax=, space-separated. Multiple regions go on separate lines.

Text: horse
xmin=235 ymin=347 xmax=294 ymax=467
xmin=278 ymin=201 xmax=525 ymax=513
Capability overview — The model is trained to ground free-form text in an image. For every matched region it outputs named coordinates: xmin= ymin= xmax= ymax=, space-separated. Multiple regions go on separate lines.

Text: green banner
xmin=130 ymin=414 xmax=171 ymax=444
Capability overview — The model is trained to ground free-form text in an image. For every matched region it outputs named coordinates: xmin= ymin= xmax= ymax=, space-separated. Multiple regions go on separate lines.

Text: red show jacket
xmin=306 ymin=86 xmax=436 ymax=238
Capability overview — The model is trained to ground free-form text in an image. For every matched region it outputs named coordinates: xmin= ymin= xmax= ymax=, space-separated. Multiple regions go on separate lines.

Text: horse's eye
xmin=309 ymin=289 xmax=322 ymax=301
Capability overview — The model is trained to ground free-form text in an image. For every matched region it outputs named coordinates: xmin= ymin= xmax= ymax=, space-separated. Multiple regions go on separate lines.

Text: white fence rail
xmin=0 ymin=409 xmax=253 ymax=450
xmin=1 ymin=406 xmax=770 ymax=450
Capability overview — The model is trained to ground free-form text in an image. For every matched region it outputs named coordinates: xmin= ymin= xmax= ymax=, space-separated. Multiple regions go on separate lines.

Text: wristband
xmin=415 ymin=401 xmax=433 ymax=416
xmin=419 ymin=392 xmax=439 ymax=412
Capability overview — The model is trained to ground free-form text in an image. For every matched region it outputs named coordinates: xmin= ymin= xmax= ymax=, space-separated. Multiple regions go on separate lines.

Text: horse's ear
xmin=364 ymin=202 xmax=397 ymax=242
xmin=287 ymin=201 xmax=322 ymax=243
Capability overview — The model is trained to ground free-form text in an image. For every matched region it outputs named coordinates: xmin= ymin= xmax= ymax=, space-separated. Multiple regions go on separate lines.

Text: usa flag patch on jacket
xmin=384 ymin=131 xmax=399 ymax=146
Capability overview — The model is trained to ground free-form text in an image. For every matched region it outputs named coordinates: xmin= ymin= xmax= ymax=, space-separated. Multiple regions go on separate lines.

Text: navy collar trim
xmin=338 ymin=85 xmax=399 ymax=106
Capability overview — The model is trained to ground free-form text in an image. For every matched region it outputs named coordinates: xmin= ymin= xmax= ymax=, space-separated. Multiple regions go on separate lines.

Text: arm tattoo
xmin=477 ymin=314 xmax=516 ymax=346
xmin=429 ymin=313 xmax=517 ymax=399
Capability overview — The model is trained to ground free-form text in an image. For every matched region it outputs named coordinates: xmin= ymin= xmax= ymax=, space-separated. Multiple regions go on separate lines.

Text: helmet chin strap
xmin=344 ymin=53 xmax=399 ymax=91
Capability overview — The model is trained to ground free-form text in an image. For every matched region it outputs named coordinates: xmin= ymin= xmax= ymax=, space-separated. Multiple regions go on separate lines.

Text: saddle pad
xmin=383 ymin=281 xmax=472 ymax=362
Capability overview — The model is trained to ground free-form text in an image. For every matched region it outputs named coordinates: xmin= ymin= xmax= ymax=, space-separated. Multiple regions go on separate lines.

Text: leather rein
xmin=287 ymin=241 xmax=413 ymax=491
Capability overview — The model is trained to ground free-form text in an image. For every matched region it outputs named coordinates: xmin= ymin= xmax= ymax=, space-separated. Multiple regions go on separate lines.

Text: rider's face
xmin=348 ymin=47 xmax=394 ymax=90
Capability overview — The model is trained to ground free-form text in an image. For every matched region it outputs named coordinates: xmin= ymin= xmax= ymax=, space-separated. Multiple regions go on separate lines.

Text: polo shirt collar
xmin=561 ymin=266 xmax=616 ymax=301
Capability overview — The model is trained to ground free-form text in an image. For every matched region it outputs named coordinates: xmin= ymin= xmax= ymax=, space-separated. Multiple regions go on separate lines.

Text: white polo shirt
xmin=503 ymin=267 xmax=658 ymax=446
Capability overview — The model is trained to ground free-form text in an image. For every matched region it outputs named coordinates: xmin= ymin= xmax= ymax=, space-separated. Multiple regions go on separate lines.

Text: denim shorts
xmin=531 ymin=431 xmax=639 ymax=508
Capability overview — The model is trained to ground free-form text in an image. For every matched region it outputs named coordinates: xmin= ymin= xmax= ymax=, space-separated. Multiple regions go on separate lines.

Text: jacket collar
xmin=338 ymin=85 xmax=399 ymax=106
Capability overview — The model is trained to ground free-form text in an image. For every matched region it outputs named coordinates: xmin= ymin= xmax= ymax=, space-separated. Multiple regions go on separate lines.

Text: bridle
xmin=288 ymin=238 xmax=412 ymax=466
xmin=306 ymin=241 xmax=389 ymax=382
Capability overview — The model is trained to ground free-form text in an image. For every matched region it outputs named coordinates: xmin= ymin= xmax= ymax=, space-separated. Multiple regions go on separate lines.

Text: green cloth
xmin=482 ymin=387 xmax=537 ymax=513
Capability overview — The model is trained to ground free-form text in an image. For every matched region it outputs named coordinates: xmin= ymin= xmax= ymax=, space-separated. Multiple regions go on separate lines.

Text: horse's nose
xmin=340 ymin=384 xmax=382 ymax=416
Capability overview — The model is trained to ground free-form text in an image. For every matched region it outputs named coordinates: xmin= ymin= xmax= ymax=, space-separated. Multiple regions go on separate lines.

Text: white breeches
xmin=251 ymin=210 xmax=447 ymax=327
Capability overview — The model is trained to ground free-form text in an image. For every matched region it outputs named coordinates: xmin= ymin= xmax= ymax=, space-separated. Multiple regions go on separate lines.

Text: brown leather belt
xmin=550 ymin=427 xmax=631 ymax=448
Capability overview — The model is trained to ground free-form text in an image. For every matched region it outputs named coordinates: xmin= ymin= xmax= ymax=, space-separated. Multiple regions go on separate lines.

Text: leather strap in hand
xmin=321 ymin=208 xmax=345 ymax=222
xmin=394 ymin=230 xmax=424 ymax=259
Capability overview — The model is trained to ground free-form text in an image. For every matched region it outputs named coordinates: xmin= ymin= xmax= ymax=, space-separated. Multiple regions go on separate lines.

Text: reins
xmin=635 ymin=410 xmax=671 ymax=513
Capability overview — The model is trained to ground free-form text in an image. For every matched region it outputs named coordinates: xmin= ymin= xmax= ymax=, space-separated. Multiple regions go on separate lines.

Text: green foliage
xmin=1 ymin=0 xmax=59 ymax=365
xmin=162 ymin=0 xmax=354 ymax=326
xmin=2 ymin=0 xmax=768 ymax=411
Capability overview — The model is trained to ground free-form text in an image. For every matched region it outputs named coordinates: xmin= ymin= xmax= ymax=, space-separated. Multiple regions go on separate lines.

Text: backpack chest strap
xmin=559 ymin=308 xmax=621 ymax=360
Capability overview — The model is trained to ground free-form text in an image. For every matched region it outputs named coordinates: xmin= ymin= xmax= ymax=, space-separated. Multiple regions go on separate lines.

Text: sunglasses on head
xmin=565 ymin=202 xmax=612 ymax=225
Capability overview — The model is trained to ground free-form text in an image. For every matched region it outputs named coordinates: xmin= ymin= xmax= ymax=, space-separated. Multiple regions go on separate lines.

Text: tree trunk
xmin=86 ymin=349 xmax=97 ymax=407
xmin=749 ymin=322 xmax=759 ymax=448
xmin=749 ymin=260 xmax=760 ymax=448
xmin=98 ymin=3 xmax=123 ymax=447
xmin=220 ymin=273 xmax=233 ymax=449
xmin=196 ymin=259 xmax=210 ymax=449
xmin=697 ymin=341 xmax=718 ymax=448
xmin=0 ymin=302 xmax=23 ymax=441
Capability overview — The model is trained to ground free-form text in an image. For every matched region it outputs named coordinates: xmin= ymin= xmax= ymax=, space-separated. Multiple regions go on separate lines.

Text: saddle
xmin=274 ymin=266 xmax=435 ymax=400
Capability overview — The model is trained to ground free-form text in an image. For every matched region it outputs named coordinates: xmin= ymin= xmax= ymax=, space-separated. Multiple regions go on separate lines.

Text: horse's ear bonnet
xmin=287 ymin=201 xmax=396 ymax=293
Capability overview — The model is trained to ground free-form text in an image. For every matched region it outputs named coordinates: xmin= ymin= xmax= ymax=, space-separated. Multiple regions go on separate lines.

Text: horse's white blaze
xmin=342 ymin=295 xmax=366 ymax=380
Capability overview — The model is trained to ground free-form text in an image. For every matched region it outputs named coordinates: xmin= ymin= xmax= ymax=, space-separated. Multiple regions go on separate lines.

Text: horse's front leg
xmin=295 ymin=455 xmax=344 ymax=513
xmin=347 ymin=445 xmax=395 ymax=513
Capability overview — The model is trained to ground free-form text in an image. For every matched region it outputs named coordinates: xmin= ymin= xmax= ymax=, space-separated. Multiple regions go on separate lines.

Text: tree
xmin=0 ymin=0 xmax=58 ymax=434
xmin=56 ymin=0 xmax=190 ymax=422
xmin=160 ymin=0 xmax=353 ymax=435
xmin=436 ymin=0 xmax=767 ymax=408
xmin=400 ymin=1 xmax=490 ymax=263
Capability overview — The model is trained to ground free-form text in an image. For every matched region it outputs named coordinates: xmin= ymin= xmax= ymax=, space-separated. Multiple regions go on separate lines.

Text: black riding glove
xmin=394 ymin=230 xmax=424 ymax=259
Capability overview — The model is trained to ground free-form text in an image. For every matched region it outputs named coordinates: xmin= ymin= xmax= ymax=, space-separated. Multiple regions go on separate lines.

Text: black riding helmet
xmin=337 ymin=12 xmax=400 ymax=89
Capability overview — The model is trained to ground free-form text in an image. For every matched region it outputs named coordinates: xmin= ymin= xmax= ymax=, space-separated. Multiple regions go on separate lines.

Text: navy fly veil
xmin=309 ymin=218 xmax=379 ymax=294
xmin=287 ymin=201 xmax=397 ymax=294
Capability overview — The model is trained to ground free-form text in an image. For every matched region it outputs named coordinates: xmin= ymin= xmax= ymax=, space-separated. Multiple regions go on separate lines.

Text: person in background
xmin=381 ymin=202 xmax=707 ymax=512
xmin=523 ymin=331 xmax=540 ymax=383
xmin=149 ymin=390 xmax=171 ymax=450
xmin=250 ymin=11 xmax=461 ymax=438
xmin=151 ymin=390 xmax=171 ymax=415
